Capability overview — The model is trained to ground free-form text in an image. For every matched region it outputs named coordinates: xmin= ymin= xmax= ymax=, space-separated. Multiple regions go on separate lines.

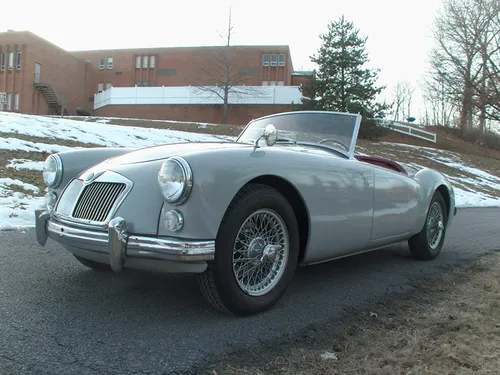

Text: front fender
xmin=49 ymin=148 xmax=136 ymax=196
xmin=157 ymin=149 xmax=269 ymax=240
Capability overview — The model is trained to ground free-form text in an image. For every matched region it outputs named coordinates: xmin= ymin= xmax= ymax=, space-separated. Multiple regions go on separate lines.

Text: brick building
xmin=0 ymin=30 xmax=313 ymax=124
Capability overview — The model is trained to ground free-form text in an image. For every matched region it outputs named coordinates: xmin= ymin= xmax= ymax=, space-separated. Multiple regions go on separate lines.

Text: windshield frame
xmin=236 ymin=111 xmax=362 ymax=159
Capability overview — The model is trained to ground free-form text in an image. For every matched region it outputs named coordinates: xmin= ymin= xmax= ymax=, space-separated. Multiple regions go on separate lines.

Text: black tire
xmin=408 ymin=191 xmax=448 ymax=260
xmin=198 ymin=183 xmax=300 ymax=316
xmin=73 ymin=255 xmax=112 ymax=272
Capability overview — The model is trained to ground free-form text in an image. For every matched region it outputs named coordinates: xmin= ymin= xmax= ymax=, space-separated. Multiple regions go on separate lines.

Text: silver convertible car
xmin=35 ymin=111 xmax=456 ymax=315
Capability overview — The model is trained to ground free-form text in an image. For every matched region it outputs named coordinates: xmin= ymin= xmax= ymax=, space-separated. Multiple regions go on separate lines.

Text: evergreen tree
xmin=308 ymin=16 xmax=387 ymax=117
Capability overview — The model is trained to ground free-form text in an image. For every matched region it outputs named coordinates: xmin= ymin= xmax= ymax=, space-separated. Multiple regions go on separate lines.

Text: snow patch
xmin=454 ymin=187 xmax=500 ymax=208
xmin=0 ymin=111 xmax=232 ymax=148
xmin=0 ymin=178 xmax=44 ymax=230
xmin=0 ymin=178 xmax=40 ymax=194
xmin=7 ymin=159 xmax=45 ymax=171
xmin=0 ymin=137 xmax=75 ymax=153
xmin=320 ymin=352 xmax=339 ymax=360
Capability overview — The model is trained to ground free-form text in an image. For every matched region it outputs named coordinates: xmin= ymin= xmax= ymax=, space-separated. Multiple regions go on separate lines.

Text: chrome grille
xmin=72 ymin=182 xmax=126 ymax=223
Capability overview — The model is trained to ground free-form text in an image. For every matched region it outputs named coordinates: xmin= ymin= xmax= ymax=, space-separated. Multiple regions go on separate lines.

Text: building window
xmin=149 ymin=56 xmax=155 ymax=68
xmin=135 ymin=81 xmax=140 ymax=87
xmin=135 ymin=56 xmax=141 ymax=69
xmin=97 ymin=82 xmax=104 ymax=93
xmin=148 ymin=81 xmax=155 ymax=87
xmin=98 ymin=58 xmax=104 ymax=70
xmin=262 ymin=54 xmax=269 ymax=67
xmin=143 ymin=56 xmax=148 ymax=68
xmin=142 ymin=81 xmax=148 ymax=86
xmin=105 ymin=82 xmax=112 ymax=90
xmin=269 ymin=81 xmax=276 ymax=86
xmin=278 ymin=54 xmax=285 ymax=67
xmin=14 ymin=93 xmax=19 ymax=110
xmin=8 ymin=52 xmax=14 ymax=70
xmin=0 ymin=53 xmax=4 ymax=71
xmin=277 ymin=81 xmax=284 ymax=86
xmin=16 ymin=52 xmax=21 ymax=70
xmin=107 ymin=57 xmax=113 ymax=70
xmin=6 ymin=93 xmax=11 ymax=110
xmin=261 ymin=81 xmax=269 ymax=86
xmin=270 ymin=54 xmax=277 ymax=66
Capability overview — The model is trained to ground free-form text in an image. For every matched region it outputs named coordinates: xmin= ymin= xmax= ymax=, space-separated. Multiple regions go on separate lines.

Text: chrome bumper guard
xmin=35 ymin=207 xmax=215 ymax=273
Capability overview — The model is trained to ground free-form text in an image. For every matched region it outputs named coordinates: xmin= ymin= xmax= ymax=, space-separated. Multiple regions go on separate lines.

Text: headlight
xmin=158 ymin=157 xmax=193 ymax=205
xmin=43 ymin=154 xmax=63 ymax=188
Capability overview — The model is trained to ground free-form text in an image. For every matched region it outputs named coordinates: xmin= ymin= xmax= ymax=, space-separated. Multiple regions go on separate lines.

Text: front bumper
xmin=35 ymin=207 xmax=215 ymax=273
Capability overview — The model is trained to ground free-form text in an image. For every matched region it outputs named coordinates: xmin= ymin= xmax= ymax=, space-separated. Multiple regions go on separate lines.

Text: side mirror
xmin=253 ymin=124 xmax=278 ymax=148
xmin=262 ymin=124 xmax=278 ymax=146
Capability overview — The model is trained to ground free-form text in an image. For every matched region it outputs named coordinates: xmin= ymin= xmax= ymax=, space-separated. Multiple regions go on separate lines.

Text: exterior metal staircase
xmin=33 ymin=82 xmax=68 ymax=116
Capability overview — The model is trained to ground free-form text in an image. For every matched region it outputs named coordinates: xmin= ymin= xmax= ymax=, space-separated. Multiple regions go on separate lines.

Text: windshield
xmin=237 ymin=111 xmax=361 ymax=158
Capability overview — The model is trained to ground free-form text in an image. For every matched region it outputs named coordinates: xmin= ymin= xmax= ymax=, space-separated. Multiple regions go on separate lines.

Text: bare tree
xmin=391 ymin=81 xmax=416 ymax=121
xmin=391 ymin=82 xmax=406 ymax=121
xmin=190 ymin=8 xmax=264 ymax=124
xmin=474 ymin=10 xmax=500 ymax=126
xmin=55 ymin=90 xmax=81 ymax=117
xmin=429 ymin=0 xmax=500 ymax=134
xmin=421 ymin=73 xmax=458 ymax=127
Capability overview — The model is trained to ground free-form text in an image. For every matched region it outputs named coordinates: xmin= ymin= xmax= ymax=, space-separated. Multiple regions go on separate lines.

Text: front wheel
xmin=408 ymin=191 xmax=448 ymax=260
xmin=198 ymin=183 xmax=300 ymax=316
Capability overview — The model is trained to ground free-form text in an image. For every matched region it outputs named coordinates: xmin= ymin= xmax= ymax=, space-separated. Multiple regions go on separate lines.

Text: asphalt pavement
xmin=0 ymin=208 xmax=499 ymax=375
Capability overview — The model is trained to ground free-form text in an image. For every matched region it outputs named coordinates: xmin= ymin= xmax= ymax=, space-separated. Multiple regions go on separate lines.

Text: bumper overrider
xmin=35 ymin=207 xmax=215 ymax=274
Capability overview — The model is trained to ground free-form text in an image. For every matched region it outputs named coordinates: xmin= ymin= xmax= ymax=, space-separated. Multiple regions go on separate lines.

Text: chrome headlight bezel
xmin=43 ymin=154 xmax=63 ymax=188
xmin=158 ymin=156 xmax=193 ymax=205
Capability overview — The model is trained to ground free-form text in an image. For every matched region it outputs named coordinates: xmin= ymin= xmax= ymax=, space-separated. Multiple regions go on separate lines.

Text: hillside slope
xmin=1 ymin=112 xmax=499 ymax=230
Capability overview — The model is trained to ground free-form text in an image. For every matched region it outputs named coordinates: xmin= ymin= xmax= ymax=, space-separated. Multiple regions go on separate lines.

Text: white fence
xmin=94 ymin=85 xmax=304 ymax=110
xmin=376 ymin=119 xmax=437 ymax=143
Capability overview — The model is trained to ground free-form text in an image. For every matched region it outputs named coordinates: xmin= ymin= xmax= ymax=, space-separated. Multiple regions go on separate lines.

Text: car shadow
xmin=53 ymin=241 xmax=415 ymax=321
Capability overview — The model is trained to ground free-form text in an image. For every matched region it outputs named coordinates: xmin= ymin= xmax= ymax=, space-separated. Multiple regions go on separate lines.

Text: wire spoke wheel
xmin=426 ymin=201 xmax=445 ymax=250
xmin=232 ymin=208 xmax=289 ymax=296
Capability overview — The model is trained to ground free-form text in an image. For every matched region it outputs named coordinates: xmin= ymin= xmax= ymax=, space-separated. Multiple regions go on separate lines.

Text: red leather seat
xmin=354 ymin=155 xmax=408 ymax=175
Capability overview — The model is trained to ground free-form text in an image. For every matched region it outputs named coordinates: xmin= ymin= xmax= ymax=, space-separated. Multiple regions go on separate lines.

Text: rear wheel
xmin=408 ymin=191 xmax=447 ymax=260
xmin=198 ymin=183 xmax=300 ymax=315
xmin=73 ymin=255 xmax=112 ymax=272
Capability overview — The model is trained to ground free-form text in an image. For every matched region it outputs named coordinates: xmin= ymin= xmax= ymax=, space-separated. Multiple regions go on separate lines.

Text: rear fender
xmin=413 ymin=168 xmax=456 ymax=232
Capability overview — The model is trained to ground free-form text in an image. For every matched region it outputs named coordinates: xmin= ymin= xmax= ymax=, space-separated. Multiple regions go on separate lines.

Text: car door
xmin=299 ymin=155 xmax=375 ymax=264
xmin=370 ymin=165 xmax=421 ymax=240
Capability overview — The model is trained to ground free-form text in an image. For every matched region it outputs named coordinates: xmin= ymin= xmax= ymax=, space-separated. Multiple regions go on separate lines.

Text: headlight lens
xmin=158 ymin=157 xmax=193 ymax=204
xmin=43 ymin=154 xmax=63 ymax=188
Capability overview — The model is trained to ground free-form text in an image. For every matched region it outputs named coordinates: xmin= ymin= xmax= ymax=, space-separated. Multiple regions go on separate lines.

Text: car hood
xmin=104 ymin=141 xmax=252 ymax=165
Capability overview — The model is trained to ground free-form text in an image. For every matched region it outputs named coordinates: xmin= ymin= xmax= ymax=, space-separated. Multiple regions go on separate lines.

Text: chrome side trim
xmin=127 ymin=235 xmax=215 ymax=262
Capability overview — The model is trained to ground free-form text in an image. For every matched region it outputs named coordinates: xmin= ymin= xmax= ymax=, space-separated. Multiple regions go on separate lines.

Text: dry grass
xmin=0 ymin=150 xmax=46 ymax=194
xmin=3 ymin=117 xmax=499 ymax=200
xmin=212 ymin=252 xmax=500 ymax=375
xmin=1 ymin=131 xmax=102 ymax=149
xmin=0 ymin=135 xmax=100 ymax=194
xmin=64 ymin=116 xmax=245 ymax=137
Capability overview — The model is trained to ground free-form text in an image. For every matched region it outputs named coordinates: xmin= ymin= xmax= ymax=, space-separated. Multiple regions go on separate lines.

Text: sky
xmin=3 ymin=0 xmax=443 ymax=120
